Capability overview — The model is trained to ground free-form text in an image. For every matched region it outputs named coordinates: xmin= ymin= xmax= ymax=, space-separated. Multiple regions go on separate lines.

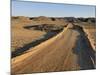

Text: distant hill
xmin=11 ymin=16 xmax=96 ymax=25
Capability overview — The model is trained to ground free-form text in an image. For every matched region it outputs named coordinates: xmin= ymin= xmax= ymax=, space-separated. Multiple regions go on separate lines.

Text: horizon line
xmin=11 ymin=15 xmax=96 ymax=18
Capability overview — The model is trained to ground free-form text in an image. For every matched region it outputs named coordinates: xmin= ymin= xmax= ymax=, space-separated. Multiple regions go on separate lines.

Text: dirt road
xmin=11 ymin=23 xmax=95 ymax=74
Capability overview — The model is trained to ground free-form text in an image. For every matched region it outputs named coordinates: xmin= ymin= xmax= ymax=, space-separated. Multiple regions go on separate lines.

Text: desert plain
xmin=11 ymin=16 xmax=96 ymax=74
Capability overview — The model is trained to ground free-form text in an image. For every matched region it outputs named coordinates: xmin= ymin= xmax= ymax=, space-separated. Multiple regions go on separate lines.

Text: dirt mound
xmin=29 ymin=16 xmax=67 ymax=25
xmin=35 ymin=16 xmax=51 ymax=21
xmin=12 ymin=16 xmax=29 ymax=21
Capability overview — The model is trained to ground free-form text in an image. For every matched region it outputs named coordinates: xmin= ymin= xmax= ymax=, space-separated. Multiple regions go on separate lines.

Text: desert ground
xmin=11 ymin=16 xmax=96 ymax=74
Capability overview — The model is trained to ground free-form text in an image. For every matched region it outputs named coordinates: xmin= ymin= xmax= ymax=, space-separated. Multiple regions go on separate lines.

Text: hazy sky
xmin=12 ymin=0 xmax=95 ymax=17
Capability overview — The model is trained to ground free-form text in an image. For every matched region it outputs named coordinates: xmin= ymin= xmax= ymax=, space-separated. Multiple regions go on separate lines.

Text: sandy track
xmin=11 ymin=23 xmax=95 ymax=74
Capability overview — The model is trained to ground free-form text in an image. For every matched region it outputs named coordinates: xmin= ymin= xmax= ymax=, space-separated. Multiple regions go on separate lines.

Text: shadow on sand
xmin=12 ymin=31 xmax=61 ymax=58
xmin=72 ymin=25 xmax=96 ymax=70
